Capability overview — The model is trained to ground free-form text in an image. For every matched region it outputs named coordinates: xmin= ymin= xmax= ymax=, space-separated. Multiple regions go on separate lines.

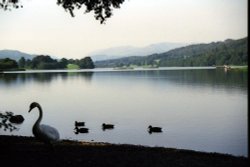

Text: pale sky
xmin=0 ymin=0 xmax=248 ymax=59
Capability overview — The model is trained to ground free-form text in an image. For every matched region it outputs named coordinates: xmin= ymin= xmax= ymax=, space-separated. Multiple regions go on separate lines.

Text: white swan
xmin=28 ymin=102 xmax=60 ymax=144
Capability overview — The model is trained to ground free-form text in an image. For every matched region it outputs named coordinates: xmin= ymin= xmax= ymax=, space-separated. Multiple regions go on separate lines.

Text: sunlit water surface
xmin=0 ymin=67 xmax=248 ymax=156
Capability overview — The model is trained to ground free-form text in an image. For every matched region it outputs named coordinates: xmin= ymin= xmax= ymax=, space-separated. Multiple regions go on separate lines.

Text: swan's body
xmin=28 ymin=102 xmax=60 ymax=144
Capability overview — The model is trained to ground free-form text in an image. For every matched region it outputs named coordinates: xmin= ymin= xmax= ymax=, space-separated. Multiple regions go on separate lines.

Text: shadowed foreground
xmin=0 ymin=135 xmax=248 ymax=167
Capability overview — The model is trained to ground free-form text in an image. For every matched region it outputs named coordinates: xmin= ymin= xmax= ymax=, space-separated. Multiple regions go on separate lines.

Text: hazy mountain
xmin=89 ymin=42 xmax=187 ymax=61
xmin=0 ymin=50 xmax=59 ymax=61
xmin=0 ymin=50 xmax=35 ymax=61
xmin=95 ymin=37 xmax=247 ymax=67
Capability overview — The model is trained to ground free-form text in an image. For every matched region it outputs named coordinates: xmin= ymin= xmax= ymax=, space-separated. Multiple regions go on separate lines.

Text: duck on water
xmin=102 ymin=123 xmax=114 ymax=131
xmin=74 ymin=126 xmax=89 ymax=134
xmin=148 ymin=125 xmax=162 ymax=134
xmin=75 ymin=121 xmax=85 ymax=127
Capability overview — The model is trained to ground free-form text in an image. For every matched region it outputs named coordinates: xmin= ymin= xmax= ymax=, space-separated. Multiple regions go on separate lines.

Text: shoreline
xmin=0 ymin=135 xmax=248 ymax=167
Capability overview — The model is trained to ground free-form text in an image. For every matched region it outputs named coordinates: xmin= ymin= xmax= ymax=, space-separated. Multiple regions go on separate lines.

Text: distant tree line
xmin=0 ymin=55 xmax=94 ymax=70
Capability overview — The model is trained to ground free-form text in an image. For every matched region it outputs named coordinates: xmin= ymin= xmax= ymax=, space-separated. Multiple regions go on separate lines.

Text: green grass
xmin=67 ymin=64 xmax=80 ymax=70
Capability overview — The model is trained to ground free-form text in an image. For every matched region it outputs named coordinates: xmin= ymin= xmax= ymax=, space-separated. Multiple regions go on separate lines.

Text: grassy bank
xmin=0 ymin=135 xmax=247 ymax=167
xmin=230 ymin=65 xmax=248 ymax=72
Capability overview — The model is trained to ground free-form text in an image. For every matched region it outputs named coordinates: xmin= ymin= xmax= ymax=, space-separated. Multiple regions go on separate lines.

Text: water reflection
xmin=0 ymin=72 xmax=93 ymax=85
xmin=0 ymin=69 xmax=248 ymax=92
xmin=91 ymin=69 xmax=248 ymax=92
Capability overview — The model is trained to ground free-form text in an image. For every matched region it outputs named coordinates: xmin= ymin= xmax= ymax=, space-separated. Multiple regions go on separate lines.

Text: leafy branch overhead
xmin=0 ymin=0 xmax=125 ymax=24
xmin=0 ymin=0 xmax=21 ymax=9
xmin=57 ymin=0 xmax=125 ymax=24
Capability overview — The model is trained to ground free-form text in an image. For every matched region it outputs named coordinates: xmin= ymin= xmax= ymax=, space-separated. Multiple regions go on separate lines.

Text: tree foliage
xmin=31 ymin=55 xmax=58 ymax=69
xmin=78 ymin=57 xmax=95 ymax=69
xmin=0 ymin=0 xmax=21 ymax=10
xmin=0 ymin=58 xmax=18 ymax=70
xmin=0 ymin=0 xmax=125 ymax=23
xmin=16 ymin=55 xmax=95 ymax=70
xmin=0 ymin=111 xmax=18 ymax=132
xmin=18 ymin=56 xmax=25 ymax=68
xmin=0 ymin=55 xmax=95 ymax=70
xmin=57 ymin=0 xmax=125 ymax=23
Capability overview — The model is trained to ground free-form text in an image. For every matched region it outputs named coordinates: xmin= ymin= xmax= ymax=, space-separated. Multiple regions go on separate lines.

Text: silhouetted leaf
xmin=0 ymin=111 xmax=20 ymax=132
xmin=0 ymin=0 xmax=125 ymax=24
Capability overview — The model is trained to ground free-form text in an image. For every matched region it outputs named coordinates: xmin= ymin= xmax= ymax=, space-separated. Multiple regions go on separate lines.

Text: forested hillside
xmin=95 ymin=37 xmax=247 ymax=67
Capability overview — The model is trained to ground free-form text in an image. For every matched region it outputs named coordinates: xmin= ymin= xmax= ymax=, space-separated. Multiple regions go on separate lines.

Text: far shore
xmin=0 ymin=135 xmax=248 ymax=167
xmin=1 ymin=65 xmax=248 ymax=73
xmin=215 ymin=65 xmax=248 ymax=71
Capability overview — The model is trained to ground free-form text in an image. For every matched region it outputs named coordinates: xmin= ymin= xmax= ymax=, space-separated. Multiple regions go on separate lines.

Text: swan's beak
xmin=28 ymin=108 xmax=32 ymax=113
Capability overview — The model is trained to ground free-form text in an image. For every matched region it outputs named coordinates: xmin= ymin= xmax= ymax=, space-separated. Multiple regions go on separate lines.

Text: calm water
xmin=0 ymin=67 xmax=248 ymax=156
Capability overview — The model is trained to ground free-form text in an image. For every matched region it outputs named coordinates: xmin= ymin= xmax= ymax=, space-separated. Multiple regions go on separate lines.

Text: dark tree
xmin=78 ymin=57 xmax=95 ymax=69
xmin=18 ymin=57 xmax=26 ymax=68
xmin=58 ymin=58 xmax=68 ymax=68
xmin=0 ymin=58 xmax=18 ymax=70
xmin=68 ymin=58 xmax=76 ymax=64
xmin=31 ymin=55 xmax=58 ymax=69
xmin=25 ymin=59 xmax=32 ymax=68
xmin=0 ymin=0 xmax=125 ymax=24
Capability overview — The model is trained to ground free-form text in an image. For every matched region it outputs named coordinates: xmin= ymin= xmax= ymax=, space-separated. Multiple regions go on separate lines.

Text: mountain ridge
xmin=89 ymin=42 xmax=187 ymax=61
xmin=94 ymin=37 xmax=248 ymax=67
xmin=0 ymin=49 xmax=35 ymax=61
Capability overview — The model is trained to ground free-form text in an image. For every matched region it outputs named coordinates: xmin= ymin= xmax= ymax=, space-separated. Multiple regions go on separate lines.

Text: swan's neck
xmin=34 ymin=105 xmax=43 ymax=130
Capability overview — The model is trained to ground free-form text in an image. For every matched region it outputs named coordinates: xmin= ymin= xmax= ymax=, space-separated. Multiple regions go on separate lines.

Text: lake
xmin=0 ymin=67 xmax=248 ymax=157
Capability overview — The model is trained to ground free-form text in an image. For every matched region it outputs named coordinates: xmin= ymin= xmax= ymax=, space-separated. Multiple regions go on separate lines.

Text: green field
xmin=67 ymin=64 xmax=80 ymax=69
xmin=230 ymin=65 xmax=248 ymax=72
